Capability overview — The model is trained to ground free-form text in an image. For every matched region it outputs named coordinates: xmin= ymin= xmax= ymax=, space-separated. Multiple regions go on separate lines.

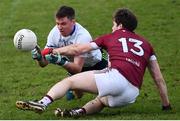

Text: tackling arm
xmin=52 ymin=43 xmax=94 ymax=74
xmin=52 ymin=43 xmax=94 ymax=56
xmin=148 ymin=60 xmax=171 ymax=110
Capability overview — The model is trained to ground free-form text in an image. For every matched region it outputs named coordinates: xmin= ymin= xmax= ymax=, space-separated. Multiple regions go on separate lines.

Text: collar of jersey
xmin=69 ymin=25 xmax=76 ymax=35
xmin=61 ymin=25 xmax=76 ymax=40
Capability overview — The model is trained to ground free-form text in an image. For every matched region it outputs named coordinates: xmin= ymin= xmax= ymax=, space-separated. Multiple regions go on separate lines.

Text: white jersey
xmin=45 ymin=22 xmax=102 ymax=67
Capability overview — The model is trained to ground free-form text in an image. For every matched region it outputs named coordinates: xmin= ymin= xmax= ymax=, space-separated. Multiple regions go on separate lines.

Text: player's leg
xmin=67 ymin=81 xmax=139 ymax=116
xmin=82 ymin=96 xmax=108 ymax=114
xmin=16 ymin=71 xmax=98 ymax=113
xmin=46 ymin=71 xmax=98 ymax=100
xmin=65 ymin=71 xmax=84 ymax=101
xmin=54 ymin=69 xmax=139 ymax=117
xmin=55 ymin=96 xmax=108 ymax=117
xmin=54 ymin=69 xmax=112 ymax=117
xmin=65 ymin=72 xmax=75 ymax=101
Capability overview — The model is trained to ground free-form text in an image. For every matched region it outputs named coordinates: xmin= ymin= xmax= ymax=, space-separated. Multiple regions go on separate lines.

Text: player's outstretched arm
xmin=148 ymin=60 xmax=172 ymax=110
xmin=52 ymin=43 xmax=94 ymax=56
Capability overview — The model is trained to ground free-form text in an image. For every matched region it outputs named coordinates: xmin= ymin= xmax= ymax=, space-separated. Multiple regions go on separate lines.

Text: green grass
xmin=0 ymin=0 xmax=179 ymax=120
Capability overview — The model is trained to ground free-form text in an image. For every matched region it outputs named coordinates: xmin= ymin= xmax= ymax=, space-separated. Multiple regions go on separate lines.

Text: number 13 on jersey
xmin=118 ymin=38 xmax=144 ymax=56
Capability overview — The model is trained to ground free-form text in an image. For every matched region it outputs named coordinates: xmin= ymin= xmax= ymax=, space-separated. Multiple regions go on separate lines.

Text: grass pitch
xmin=0 ymin=0 xmax=179 ymax=120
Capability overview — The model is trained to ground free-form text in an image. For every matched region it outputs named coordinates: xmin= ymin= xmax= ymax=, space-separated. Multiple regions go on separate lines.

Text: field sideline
xmin=0 ymin=0 xmax=179 ymax=120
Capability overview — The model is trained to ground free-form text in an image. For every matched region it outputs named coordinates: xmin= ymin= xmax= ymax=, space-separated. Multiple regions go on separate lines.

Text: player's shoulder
xmin=75 ymin=23 xmax=90 ymax=34
xmin=135 ymin=33 xmax=152 ymax=45
xmin=75 ymin=22 xmax=84 ymax=29
xmin=97 ymin=32 xmax=113 ymax=40
xmin=75 ymin=23 xmax=92 ymax=38
xmin=93 ymin=33 xmax=112 ymax=44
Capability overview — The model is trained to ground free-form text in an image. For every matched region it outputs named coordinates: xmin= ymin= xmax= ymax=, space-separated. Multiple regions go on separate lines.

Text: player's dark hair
xmin=113 ymin=8 xmax=137 ymax=32
xmin=56 ymin=6 xmax=75 ymax=20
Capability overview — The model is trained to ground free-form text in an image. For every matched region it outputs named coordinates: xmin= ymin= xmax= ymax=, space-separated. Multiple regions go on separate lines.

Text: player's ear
xmin=71 ymin=19 xmax=76 ymax=23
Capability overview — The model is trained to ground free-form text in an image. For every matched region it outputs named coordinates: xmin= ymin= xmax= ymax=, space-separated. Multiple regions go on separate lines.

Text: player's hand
xmin=45 ymin=54 xmax=69 ymax=66
xmin=41 ymin=48 xmax=53 ymax=57
xmin=162 ymin=104 xmax=172 ymax=111
xmin=31 ymin=45 xmax=42 ymax=61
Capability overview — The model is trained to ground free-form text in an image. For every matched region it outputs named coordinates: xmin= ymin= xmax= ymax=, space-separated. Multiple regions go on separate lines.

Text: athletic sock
xmin=80 ymin=108 xmax=86 ymax=114
xmin=39 ymin=95 xmax=53 ymax=106
xmin=74 ymin=108 xmax=86 ymax=115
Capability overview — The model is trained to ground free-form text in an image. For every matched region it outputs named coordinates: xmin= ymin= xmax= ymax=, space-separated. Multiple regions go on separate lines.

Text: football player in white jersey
xmin=31 ymin=6 xmax=107 ymax=100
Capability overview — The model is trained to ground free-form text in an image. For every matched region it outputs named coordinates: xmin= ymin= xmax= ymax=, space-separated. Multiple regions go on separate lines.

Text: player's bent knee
xmin=96 ymin=97 xmax=109 ymax=107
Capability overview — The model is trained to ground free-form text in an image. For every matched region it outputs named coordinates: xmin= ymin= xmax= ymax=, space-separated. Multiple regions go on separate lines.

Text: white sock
xmin=39 ymin=96 xmax=52 ymax=106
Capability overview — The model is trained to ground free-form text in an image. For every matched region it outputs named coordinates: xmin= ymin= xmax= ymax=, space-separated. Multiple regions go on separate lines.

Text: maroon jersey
xmin=94 ymin=29 xmax=155 ymax=89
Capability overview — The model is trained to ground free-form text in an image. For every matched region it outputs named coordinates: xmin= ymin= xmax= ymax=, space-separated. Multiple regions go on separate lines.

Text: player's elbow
xmin=73 ymin=45 xmax=82 ymax=56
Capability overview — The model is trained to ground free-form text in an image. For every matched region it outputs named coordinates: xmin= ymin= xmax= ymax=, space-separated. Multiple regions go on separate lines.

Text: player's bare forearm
xmin=148 ymin=60 xmax=170 ymax=106
xmin=156 ymin=78 xmax=170 ymax=105
xmin=53 ymin=44 xmax=79 ymax=56
xmin=63 ymin=56 xmax=84 ymax=74
xmin=53 ymin=44 xmax=93 ymax=56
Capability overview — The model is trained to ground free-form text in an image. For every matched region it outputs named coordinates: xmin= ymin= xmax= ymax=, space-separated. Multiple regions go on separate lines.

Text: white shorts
xmin=94 ymin=68 xmax=139 ymax=107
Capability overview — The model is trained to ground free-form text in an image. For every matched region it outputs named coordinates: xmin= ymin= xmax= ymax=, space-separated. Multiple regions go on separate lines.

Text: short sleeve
xmin=149 ymin=43 xmax=157 ymax=61
xmin=75 ymin=33 xmax=92 ymax=44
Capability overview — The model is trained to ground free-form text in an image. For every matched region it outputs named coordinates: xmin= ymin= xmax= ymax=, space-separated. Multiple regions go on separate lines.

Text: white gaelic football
xmin=13 ymin=29 xmax=37 ymax=51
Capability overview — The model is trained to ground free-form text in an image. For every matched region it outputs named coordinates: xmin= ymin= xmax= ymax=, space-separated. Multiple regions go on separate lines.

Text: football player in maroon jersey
xmin=16 ymin=8 xmax=171 ymax=117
